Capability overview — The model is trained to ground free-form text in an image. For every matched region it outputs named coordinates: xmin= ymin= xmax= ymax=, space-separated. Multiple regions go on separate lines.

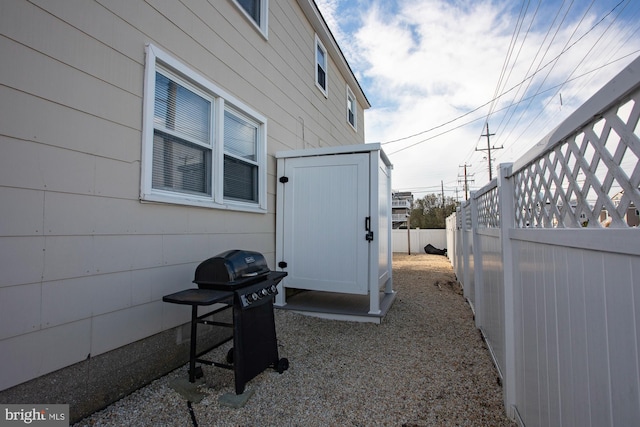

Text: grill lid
xmin=193 ymin=249 xmax=270 ymax=286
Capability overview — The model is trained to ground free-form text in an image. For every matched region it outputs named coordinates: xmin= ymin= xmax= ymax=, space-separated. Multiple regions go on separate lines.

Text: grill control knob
xmin=251 ymin=292 xmax=259 ymax=301
xmin=260 ymin=289 xmax=269 ymax=297
xmin=244 ymin=293 xmax=257 ymax=304
xmin=269 ymin=285 xmax=277 ymax=294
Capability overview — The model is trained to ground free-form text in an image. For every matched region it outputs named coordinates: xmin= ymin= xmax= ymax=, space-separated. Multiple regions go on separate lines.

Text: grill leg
xmin=189 ymin=305 xmax=198 ymax=383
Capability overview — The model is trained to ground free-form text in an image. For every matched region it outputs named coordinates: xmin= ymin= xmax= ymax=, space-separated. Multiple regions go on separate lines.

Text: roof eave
xmin=297 ymin=0 xmax=371 ymax=109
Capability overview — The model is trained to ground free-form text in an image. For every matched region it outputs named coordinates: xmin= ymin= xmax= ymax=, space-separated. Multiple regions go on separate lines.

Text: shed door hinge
xmin=278 ymin=261 xmax=288 ymax=268
xmin=279 ymin=176 xmax=289 ymax=183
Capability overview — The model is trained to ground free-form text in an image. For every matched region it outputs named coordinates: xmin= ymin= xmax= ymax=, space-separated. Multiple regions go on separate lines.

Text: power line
xmin=485 ymin=0 xmax=529 ymax=113
xmin=380 ymin=2 xmax=633 ymax=149
xmin=383 ymin=51 xmax=639 ymax=157
xmin=492 ymin=50 xmax=639 ymax=163
xmin=505 ymin=0 xmax=631 ymax=152
xmin=493 ymin=0 xmax=588 ymax=146
xmin=494 ymin=0 xmax=617 ymax=150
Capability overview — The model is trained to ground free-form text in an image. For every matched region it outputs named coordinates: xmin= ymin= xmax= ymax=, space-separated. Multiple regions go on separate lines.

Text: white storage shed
xmin=274 ymin=144 xmax=395 ymax=323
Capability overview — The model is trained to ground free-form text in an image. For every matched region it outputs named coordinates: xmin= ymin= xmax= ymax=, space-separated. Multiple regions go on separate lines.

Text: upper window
xmin=347 ymin=86 xmax=357 ymax=130
xmin=232 ymin=0 xmax=269 ymax=37
xmin=141 ymin=44 xmax=267 ymax=213
xmin=315 ymin=35 xmax=328 ymax=96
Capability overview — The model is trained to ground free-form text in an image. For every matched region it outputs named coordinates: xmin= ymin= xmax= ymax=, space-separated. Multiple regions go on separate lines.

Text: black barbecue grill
xmin=163 ymin=250 xmax=288 ymax=395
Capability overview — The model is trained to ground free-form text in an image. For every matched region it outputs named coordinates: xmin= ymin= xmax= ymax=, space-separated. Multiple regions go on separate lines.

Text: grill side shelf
xmin=162 ymin=289 xmax=233 ymax=306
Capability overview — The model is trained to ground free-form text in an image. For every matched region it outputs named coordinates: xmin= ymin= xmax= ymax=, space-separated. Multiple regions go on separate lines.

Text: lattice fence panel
xmin=477 ymin=185 xmax=500 ymax=228
xmin=513 ymin=88 xmax=640 ymax=228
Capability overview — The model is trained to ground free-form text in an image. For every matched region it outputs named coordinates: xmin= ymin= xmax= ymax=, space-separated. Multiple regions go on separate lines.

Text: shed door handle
xmin=365 ymin=217 xmax=374 ymax=241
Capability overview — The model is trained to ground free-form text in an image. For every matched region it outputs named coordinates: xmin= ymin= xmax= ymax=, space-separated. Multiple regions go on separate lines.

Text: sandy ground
xmin=74 ymin=254 xmax=516 ymax=426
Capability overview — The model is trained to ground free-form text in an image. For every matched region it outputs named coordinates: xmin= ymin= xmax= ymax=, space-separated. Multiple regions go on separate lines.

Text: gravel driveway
xmin=74 ymin=254 xmax=516 ymax=426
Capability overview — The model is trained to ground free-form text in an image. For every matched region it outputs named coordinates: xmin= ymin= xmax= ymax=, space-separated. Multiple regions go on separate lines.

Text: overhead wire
xmin=488 ymin=0 xmax=542 ymax=133
xmin=462 ymin=0 xmax=531 ymax=166
xmin=417 ymin=0 xmax=639 ymax=190
xmin=383 ymin=0 xmax=636 ymax=167
xmin=493 ymin=0 xmax=579 ymax=144
xmin=495 ymin=0 xmax=637 ymax=164
xmin=385 ymin=0 xmax=531 ymax=166
xmin=553 ymin=0 xmax=639 ymax=111
xmin=504 ymin=0 xmax=632 ymax=157
xmin=383 ymin=51 xmax=638 ymax=156
xmin=484 ymin=0 xmax=531 ymax=127
xmin=382 ymin=1 xmax=627 ymax=149
xmin=493 ymin=0 xmax=584 ymax=150
xmin=470 ymin=0 xmax=546 ymax=181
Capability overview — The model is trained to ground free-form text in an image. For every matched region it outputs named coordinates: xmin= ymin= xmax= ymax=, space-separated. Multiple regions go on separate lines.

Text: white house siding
xmin=0 ymin=0 xmax=367 ymax=398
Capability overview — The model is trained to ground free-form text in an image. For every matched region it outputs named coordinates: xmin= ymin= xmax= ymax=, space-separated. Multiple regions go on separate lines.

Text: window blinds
xmin=152 ymin=72 xmax=212 ymax=196
xmin=223 ymin=110 xmax=258 ymax=202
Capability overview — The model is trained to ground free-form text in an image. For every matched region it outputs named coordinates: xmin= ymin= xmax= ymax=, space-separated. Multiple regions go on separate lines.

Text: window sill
xmin=140 ymin=192 xmax=267 ymax=214
xmin=315 ymin=83 xmax=328 ymax=98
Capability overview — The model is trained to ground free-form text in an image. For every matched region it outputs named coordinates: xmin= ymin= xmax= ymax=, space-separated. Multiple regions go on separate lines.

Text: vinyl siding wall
xmin=0 ymin=0 xmax=365 ymax=393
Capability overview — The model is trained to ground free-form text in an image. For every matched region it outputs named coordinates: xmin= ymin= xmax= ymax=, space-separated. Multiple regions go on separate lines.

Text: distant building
xmin=611 ymin=190 xmax=639 ymax=226
xmin=392 ymin=191 xmax=413 ymax=229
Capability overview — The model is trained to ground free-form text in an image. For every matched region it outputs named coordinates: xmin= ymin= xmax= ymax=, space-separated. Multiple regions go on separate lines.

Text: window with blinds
xmin=152 ymin=71 xmax=212 ymax=196
xmin=223 ymin=109 xmax=259 ymax=202
xmin=142 ymin=45 xmax=267 ymax=213
xmin=315 ymin=35 xmax=327 ymax=95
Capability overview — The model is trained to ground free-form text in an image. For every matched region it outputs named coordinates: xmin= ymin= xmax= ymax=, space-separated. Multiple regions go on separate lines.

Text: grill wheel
xmin=277 ymin=358 xmax=289 ymax=374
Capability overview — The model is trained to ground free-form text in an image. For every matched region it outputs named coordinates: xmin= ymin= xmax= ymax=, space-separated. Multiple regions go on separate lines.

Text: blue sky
xmin=316 ymin=0 xmax=640 ymax=199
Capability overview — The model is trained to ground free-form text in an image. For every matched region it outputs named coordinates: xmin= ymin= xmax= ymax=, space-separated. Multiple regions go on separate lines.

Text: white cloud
xmin=317 ymin=0 xmax=640 ymax=195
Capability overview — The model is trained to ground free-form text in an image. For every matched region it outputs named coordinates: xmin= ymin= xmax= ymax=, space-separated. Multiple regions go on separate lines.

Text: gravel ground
xmin=74 ymin=254 xmax=516 ymax=427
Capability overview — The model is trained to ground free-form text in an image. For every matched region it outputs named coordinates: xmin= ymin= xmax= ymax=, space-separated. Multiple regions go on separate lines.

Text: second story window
xmin=347 ymin=86 xmax=357 ymax=130
xmin=315 ymin=35 xmax=328 ymax=96
xmin=232 ymin=0 xmax=269 ymax=37
xmin=237 ymin=0 xmax=260 ymax=23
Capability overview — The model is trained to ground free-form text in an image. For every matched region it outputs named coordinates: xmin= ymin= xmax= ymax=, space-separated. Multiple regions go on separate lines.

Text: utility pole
xmin=476 ymin=122 xmax=502 ymax=181
xmin=458 ymin=164 xmax=474 ymax=201
xmin=441 ymin=180 xmax=446 ymax=228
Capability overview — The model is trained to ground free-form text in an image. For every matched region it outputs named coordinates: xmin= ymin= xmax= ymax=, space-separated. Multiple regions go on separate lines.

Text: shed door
xmin=282 ymin=153 xmax=370 ymax=294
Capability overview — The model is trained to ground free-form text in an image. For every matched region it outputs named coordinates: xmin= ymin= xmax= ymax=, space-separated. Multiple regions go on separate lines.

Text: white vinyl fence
xmin=447 ymin=56 xmax=640 ymax=427
xmin=391 ymin=229 xmax=446 ymax=254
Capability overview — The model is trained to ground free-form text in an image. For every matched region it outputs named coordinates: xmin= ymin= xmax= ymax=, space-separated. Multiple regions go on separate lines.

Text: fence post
xmin=454 ymin=207 xmax=463 ymax=282
xmin=461 ymin=202 xmax=471 ymax=297
xmin=497 ymin=162 xmax=516 ymax=419
xmin=470 ymin=191 xmax=483 ymax=329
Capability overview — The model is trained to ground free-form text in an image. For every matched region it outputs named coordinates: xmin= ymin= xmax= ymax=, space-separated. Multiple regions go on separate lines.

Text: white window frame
xmin=230 ymin=0 xmax=269 ymax=39
xmin=315 ymin=34 xmax=328 ymax=97
xmin=141 ymin=44 xmax=267 ymax=213
xmin=346 ymin=85 xmax=357 ymax=131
